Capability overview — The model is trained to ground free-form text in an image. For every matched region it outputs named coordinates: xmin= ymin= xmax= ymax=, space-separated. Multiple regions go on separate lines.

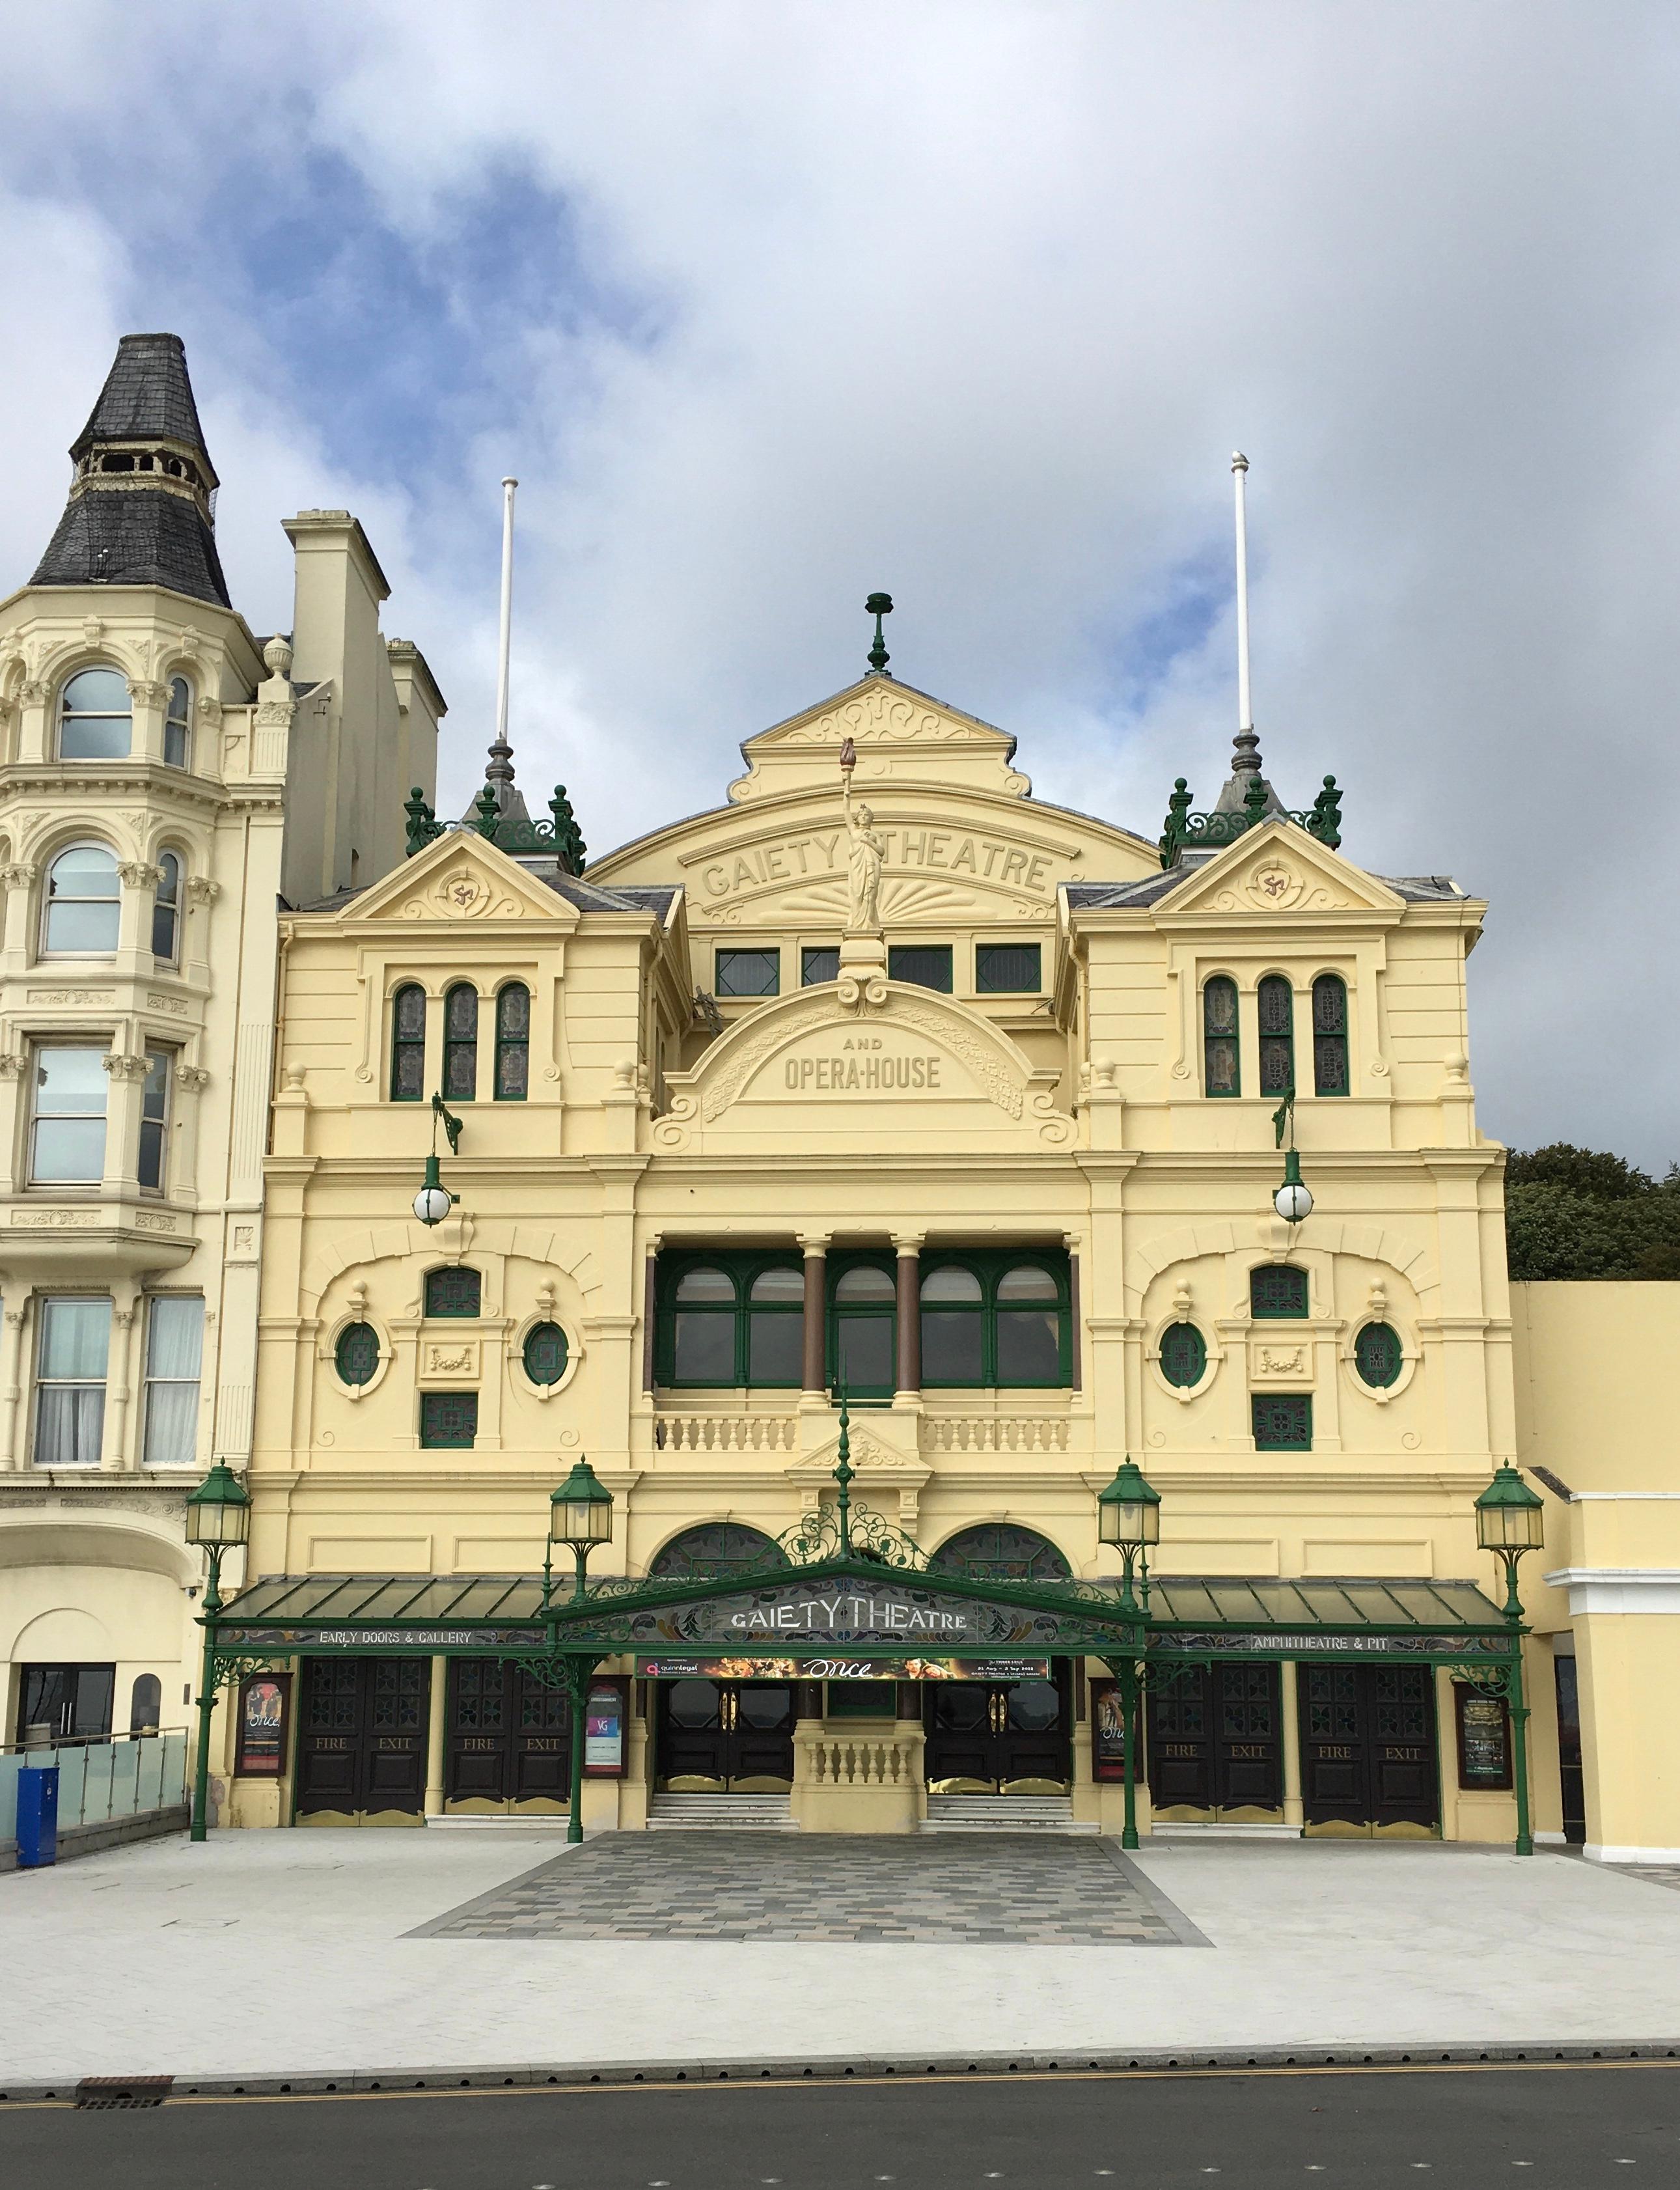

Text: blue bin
xmin=16 ymin=1764 xmax=59 ymax=1868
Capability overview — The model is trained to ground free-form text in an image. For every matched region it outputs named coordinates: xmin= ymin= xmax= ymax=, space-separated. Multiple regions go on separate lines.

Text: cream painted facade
xmin=241 ymin=668 xmax=1558 ymax=1847
xmin=0 ymin=337 xmax=441 ymax=1767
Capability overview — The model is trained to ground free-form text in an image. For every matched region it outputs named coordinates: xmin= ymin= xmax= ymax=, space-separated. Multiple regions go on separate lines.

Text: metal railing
xmin=0 ymin=1729 xmax=189 ymax=1842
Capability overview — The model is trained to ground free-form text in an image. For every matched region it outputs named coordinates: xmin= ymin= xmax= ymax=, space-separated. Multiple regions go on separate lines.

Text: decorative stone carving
xmin=102 ymin=1053 xmax=151 ymax=1081
xmin=118 ymin=862 xmax=161 ymax=891
xmin=174 ymin=1064 xmax=210 ymax=1091
xmin=0 ymin=1055 xmax=27 ymax=1079
xmin=2 ymin=863 xmax=38 ymax=889
xmin=185 ymin=876 xmax=221 ymax=905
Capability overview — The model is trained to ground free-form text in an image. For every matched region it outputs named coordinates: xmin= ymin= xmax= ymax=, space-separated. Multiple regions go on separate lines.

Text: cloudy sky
xmin=2 ymin=4 xmax=1675 ymax=1164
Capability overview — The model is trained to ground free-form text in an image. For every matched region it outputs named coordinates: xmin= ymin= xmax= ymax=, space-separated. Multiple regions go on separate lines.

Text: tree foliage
xmin=1505 ymin=1144 xmax=1680 ymax=1281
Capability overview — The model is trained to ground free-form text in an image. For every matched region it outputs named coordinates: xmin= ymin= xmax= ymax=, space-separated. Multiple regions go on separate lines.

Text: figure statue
xmin=841 ymin=743 xmax=885 ymax=932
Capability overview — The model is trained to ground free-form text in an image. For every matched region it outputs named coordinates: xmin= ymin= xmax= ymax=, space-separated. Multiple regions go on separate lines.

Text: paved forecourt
xmin=3 ymin=1831 xmax=1680 ymax=2087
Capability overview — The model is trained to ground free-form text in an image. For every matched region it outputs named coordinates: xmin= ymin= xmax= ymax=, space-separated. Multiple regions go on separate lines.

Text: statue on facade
xmin=840 ymin=737 xmax=885 ymax=932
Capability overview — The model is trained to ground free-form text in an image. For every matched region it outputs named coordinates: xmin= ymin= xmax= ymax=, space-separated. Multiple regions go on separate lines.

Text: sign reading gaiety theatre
xmin=589 ymin=1579 xmax=1117 ymax=1656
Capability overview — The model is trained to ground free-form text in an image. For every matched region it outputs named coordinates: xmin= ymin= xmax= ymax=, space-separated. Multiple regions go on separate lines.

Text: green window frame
xmin=655 ymin=1251 xmax=804 ymax=1389
xmin=443 ymin=983 xmax=478 ymax=1101
xmin=650 ymin=1523 xmax=783 ymax=1577
xmin=801 ymin=947 xmax=840 ymax=986
xmin=335 ymin=1323 xmax=380 ymax=1387
xmin=494 ymin=984 xmax=529 ymax=1100
xmin=1313 ymin=974 xmax=1349 ymax=1096
xmin=1159 ymin=1321 xmax=1207 ymax=1388
xmin=1204 ymin=976 xmax=1239 ymax=1096
xmin=827 ymin=1254 xmax=898 ymax=1398
xmin=919 ymin=1251 xmax=1071 ymax=1389
xmin=715 ymin=948 xmax=780 ymax=998
xmin=1353 ymin=1321 xmax=1403 ymax=1389
xmin=391 ymin=984 xmax=426 ymax=1102
xmin=522 ymin=1320 xmax=568 ymax=1387
xmin=420 ymin=1391 xmax=478 ymax=1448
xmin=1258 ymin=974 xmax=1294 ymax=1097
xmin=975 ymin=943 xmax=1041 ymax=994
xmin=887 ymin=945 xmax=953 ymax=993
xmin=1250 ymin=1265 xmax=1308 ymax=1319
xmin=1252 ymin=1393 xmax=1312 ymax=1450
xmin=424 ymin=1266 xmax=482 ymax=1318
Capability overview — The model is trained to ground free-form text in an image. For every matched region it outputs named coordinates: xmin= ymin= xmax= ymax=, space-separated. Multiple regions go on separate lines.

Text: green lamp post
xmin=185 ymin=1462 xmax=251 ymax=1843
xmin=1098 ymin=1456 xmax=1162 ymax=1851
xmin=549 ymin=1458 xmax=614 ymax=1845
xmin=1474 ymin=1462 xmax=1545 ymax=1857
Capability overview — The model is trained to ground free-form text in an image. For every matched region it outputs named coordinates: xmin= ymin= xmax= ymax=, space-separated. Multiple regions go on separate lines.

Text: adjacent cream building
xmin=0 ymin=336 xmax=442 ymax=1756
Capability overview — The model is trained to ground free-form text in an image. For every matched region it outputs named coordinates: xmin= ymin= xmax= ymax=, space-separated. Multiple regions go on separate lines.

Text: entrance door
xmin=924 ymin=1673 xmax=1070 ymax=1794
xmin=1299 ymin=1663 xmax=1439 ymax=1836
xmin=655 ymin=1680 xmax=796 ymax=1791
xmin=445 ymin=1661 xmax=571 ymax=1809
xmin=16 ymin=1663 xmax=115 ymax=1743
xmin=1148 ymin=1664 xmax=1283 ymax=1819
xmin=296 ymin=1659 xmax=430 ymax=1819
xmin=1554 ymin=1654 xmax=1586 ymax=1844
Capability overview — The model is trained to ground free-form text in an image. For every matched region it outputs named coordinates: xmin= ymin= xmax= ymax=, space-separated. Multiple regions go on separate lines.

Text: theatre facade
xmin=214 ymin=645 xmax=1605 ymax=1851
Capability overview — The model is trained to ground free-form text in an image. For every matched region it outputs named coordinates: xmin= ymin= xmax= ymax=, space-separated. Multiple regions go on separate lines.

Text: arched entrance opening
xmin=926 ymin=1524 xmax=1073 ymax=1797
xmin=650 ymin=1523 xmax=795 ymax=1797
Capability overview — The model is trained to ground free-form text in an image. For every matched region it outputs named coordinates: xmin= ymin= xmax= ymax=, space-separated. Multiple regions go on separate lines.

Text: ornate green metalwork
xmin=865 ymin=591 xmax=893 ymax=674
xmin=404 ymin=786 xmax=445 ymax=857
xmin=402 ymin=784 xmax=587 ymax=873
xmin=1158 ymin=773 xmax=1343 ymax=869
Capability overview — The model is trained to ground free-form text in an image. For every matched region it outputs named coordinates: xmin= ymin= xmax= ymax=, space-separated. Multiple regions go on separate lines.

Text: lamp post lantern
xmin=1273 ymin=1146 xmax=1314 ymax=1224
xmin=1475 ymin=1461 xmax=1545 ymax=1857
xmin=547 ymin=1457 xmax=614 ymax=1845
xmin=185 ymin=1462 xmax=251 ymax=1843
xmin=1097 ymin=1456 xmax=1161 ymax=1851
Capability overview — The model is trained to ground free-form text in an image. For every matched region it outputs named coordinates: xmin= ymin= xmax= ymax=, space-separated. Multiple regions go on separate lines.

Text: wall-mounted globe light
xmin=1273 ymin=1146 xmax=1313 ymax=1224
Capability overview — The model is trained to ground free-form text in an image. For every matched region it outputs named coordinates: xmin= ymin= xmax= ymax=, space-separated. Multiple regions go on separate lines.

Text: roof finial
xmin=1230 ymin=453 xmax=1261 ymax=779
xmin=864 ymin=591 xmax=893 ymax=676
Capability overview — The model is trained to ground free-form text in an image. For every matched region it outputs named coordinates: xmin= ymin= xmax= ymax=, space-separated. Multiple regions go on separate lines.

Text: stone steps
xmin=922 ymin=1794 xmax=1095 ymax=1834
xmin=646 ymin=1794 xmax=798 ymax=1831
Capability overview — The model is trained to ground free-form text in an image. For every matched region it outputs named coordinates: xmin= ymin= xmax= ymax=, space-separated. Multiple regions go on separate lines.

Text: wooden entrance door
xmin=445 ymin=1660 xmax=571 ymax=1807
xmin=655 ymin=1679 xmax=796 ymax=1790
xmin=1148 ymin=1664 xmax=1284 ymax=1818
xmin=924 ymin=1673 xmax=1070 ymax=1793
xmin=1299 ymin=1663 xmax=1439 ymax=1835
xmin=296 ymin=1659 xmax=430 ymax=1818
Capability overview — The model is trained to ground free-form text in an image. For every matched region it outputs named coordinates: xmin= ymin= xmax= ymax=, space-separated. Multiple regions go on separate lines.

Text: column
xmin=799 ymin=1234 xmax=829 ymax=1405
xmin=1280 ymin=1659 xmax=1304 ymax=1831
xmin=893 ymin=1234 xmax=922 ymax=1404
xmin=424 ymin=1656 xmax=448 ymax=1819
xmin=103 ymin=1284 xmax=141 ymax=1473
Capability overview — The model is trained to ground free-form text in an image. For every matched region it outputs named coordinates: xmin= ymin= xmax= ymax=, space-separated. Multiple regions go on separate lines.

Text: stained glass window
xmin=390 ymin=985 xmax=426 ymax=1102
xmin=930 ymin=1523 xmax=1071 ymax=1581
xmin=372 ymin=1660 xmax=426 ymax=1728
xmin=650 ymin=1522 xmax=782 ymax=1577
xmin=424 ymin=1266 xmax=481 ymax=1318
xmin=420 ymin=1390 xmax=478 ymax=1448
xmin=1204 ymin=976 xmax=1239 ymax=1096
xmin=1252 ymin=1393 xmax=1312 ymax=1450
xmin=1313 ymin=974 xmax=1349 ymax=1096
xmin=335 ymin=1322 xmax=379 ymax=1386
xmin=494 ymin=984 xmax=529 ymax=1100
xmin=1354 ymin=1321 xmax=1403 ymax=1389
xmin=1258 ymin=975 xmax=1294 ymax=1097
xmin=1159 ymin=1321 xmax=1207 ymax=1387
xmin=443 ymin=983 xmax=478 ymax=1101
xmin=522 ymin=1320 xmax=568 ymax=1386
xmin=1250 ymin=1265 xmax=1308 ymax=1319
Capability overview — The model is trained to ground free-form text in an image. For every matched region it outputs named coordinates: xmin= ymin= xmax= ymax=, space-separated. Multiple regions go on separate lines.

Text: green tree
xmin=1504 ymin=1146 xmax=1680 ymax=1281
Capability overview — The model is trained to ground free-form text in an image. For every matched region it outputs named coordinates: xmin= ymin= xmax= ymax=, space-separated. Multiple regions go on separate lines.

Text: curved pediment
xmin=652 ymin=981 xmax=1073 ymax=1154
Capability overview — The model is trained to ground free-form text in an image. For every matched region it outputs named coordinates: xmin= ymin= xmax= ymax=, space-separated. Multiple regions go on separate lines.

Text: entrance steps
xmin=1152 ymin=1822 xmax=1302 ymax=1840
xmin=646 ymin=1794 xmax=798 ymax=1831
xmin=922 ymin=1794 xmax=1094 ymax=1834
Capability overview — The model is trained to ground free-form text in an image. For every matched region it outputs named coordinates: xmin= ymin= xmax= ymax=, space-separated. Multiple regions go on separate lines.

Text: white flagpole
xmin=493 ymin=476 xmax=517 ymax=760
xmin=1232 ymin=452 xmax=1252 ymax=736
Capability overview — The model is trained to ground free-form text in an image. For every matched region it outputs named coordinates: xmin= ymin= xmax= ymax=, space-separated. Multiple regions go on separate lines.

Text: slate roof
xmin=70 ymin=333 xmax=213 ymax=468
xmin=1067 ymin=864 xmax=1471 ymax=911
xmin=291 ymin=860 xmax=678 ymax=919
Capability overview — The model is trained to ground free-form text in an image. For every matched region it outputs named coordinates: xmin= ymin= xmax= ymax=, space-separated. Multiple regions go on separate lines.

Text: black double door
xmin=924 ymin=1672 xmax=1070 ymax=1793
xmin=656 ymin=1679 xmax=797 ymax=1790
xmin=1148 ymin=1665 xmax=1283 ymax=1818
xmin=447 ymin=1660 xmax=571 ymax=1808
xmin=1299 ymin=1663 xmax=1439 ymax=1835
xmin=296 ymin=1658 xmax=429 ymax=1818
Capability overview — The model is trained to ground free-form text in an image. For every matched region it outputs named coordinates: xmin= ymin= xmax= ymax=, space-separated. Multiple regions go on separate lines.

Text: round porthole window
xmin=335 ymin=1322 xmax=379 ymax=1387
xmin=1353 ymin=1321 xmax=1403 ymax=1389
xmin=1159 ymin=1322 xmax=1207 ymax=1388
xmin=523 ymin=1320 xmax=569 ymax=1387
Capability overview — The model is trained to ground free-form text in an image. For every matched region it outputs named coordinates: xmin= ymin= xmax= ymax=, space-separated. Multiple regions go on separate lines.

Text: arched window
xmin=443 ymin=983 xmax=478 ymax=1100
xmin=995 ymin=1263 xmax=1064 ymax=1383
xmin=390 ymin=984 xmax=426 ymax=1102
xmin=522 ymin=1321 xmax=568 ymax=1386
xmin=128 ymin=1673 xmax=162 ymax=1735
xmin=931 ymin=1523 xmax=1071 ymax=1582
xmin=151 ymin=853 xmax=181 ymax=963
xmin=1313 ymin=974 xmax=1349 ymax=1096
xmin=1258 ymin=975 xmax=1294 ymax=1096
xmin=335 ymin=1323 xmax=380 ymax=1387
xmin=920 ymin=1266 xmax=984 ymax=1385
xmin=667 ymin=1264 xmax=737 ymax=1385
xmin=59 ymin=667 xmax=131 ymax=761
xmin=43 ymin=844 xmax=120 ymax=954
xmin=657 ymin=1256 xmax=803 ymax=1388
xmin=163 ymin=678 xmax=191 ymax=769
xmin=494 ymin=984 xmax=529 ymax=1101
xmin=920 ymin=1254 xmax=1070 ymax=1389
xmin=1250 ymin=1265 xmax=1309 ymax=1319
xmin=1204 ymin=975 xmax=1239 ymax=1096
xmin=829 ymin=1259 xmax=896 ymax=1397
xmin=424 ymin=1266 xmax=481 ymax=1318
xmin=747 ymin=1266 xmax=803 ymax=1386
xmin=1353 ymin=1322 xmax=1403 ymax=1389
xmin=1159 ymin=1321 xmax=1208 ymax=1387
xmin=650 ymin=1522 xmax=782 ymax=1578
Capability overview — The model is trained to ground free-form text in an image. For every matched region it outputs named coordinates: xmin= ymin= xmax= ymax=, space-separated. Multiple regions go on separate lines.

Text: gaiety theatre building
xmin=218 ymin=616 xmax=1679 ymax=1859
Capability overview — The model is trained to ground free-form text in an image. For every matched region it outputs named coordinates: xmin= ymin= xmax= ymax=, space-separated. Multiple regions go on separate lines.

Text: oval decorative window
xmin=1159 ymin=1322 xmax=1207 ymax=1388
xmin=1353 ymin=1321 xmax=1403 ymax=1389
xmin=335 ymin=1322 xmax=380 ymax=1387
xmin=523 ymin=1321 xmax=568 ymax=1387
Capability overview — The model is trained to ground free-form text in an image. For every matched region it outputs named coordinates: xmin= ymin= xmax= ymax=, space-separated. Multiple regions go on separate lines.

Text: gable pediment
xmin=334 ymin=831 xmax=575 ymax=926
xmin=726 ymin=676 xmax=1030 ymax=804
xmin=1158 ymin=823 xmax=1405 ymax=920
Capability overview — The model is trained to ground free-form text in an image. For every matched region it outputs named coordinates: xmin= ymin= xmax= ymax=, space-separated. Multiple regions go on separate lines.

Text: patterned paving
xmin=410 ymin=1831 xmax=1209 ymax=1945
xmin=1623 ymin=1866 xmax=1680 ymax=1894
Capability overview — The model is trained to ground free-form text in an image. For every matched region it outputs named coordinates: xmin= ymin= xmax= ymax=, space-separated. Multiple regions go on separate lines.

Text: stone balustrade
xmin=792 ymin=1720 xmax=925 ymax=1833
xmin=923 ymin=1415 xmax=1069 ymax=1454
xmin=652 ymin=1414 xmax=798 ymax=1452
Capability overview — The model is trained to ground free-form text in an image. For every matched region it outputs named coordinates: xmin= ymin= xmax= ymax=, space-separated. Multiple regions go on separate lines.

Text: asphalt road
xmin=1 ymin=2063 xmax=1677 ymax=2190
